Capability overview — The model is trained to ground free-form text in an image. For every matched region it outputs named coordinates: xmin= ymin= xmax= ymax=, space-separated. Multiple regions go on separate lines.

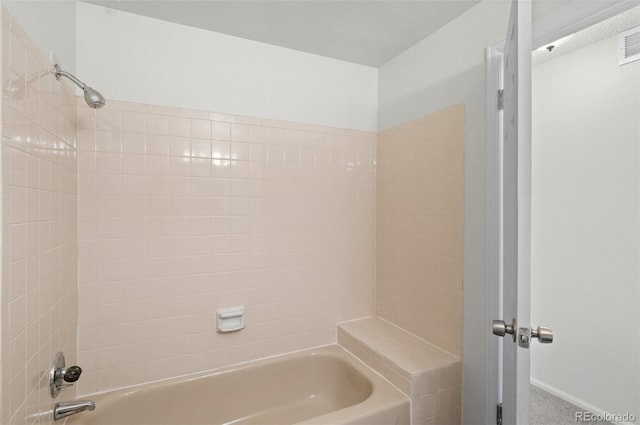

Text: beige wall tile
xmin=77 ymin=99 xmax=377 ymax=395
xmin=376 ymin=104 xmax=464 ymax=356
xmin=419 ymin=393 xmax=439 ymax=419
xmin=2 ymin=8 xmax=78 ymax=424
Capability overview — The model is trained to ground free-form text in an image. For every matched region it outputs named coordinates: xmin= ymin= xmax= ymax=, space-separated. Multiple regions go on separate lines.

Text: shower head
xmin=54 ymin=64 xmax=106 ymax=109
xmin=83 ymin=86 xmax=106 ymax=109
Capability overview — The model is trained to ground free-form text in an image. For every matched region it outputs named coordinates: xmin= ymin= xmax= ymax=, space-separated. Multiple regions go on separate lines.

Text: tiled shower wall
xmin=76 ymin=100 xmax=376 ymax=394
xmin=376 ymin=104 xmax=464 ymax=356
xmin=1 ymin=9 xmax=79 ymax=425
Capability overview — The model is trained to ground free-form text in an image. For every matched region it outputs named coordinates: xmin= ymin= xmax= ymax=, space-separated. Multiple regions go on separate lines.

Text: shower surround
xmin=1 ymin=6 xmax=465 ymax=425
xmin=76 ymin=100 xmax=377 ymax=394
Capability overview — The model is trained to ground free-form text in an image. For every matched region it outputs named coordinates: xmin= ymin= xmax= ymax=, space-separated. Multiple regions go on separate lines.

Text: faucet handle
xmin=63 ymin=366 xmax=82 ymax=383
xmin=50 ymin=352 xmax=85 ymax=398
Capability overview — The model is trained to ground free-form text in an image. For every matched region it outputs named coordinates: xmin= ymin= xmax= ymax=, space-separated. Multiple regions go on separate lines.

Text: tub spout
xmin=53 ymin=400 xmax=95 ymax=421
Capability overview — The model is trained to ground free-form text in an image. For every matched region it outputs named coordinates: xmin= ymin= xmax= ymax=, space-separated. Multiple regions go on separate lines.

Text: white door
xmin=495 ymin=0 xmax=534 ymax=423
xmin=488 ymin=1 xmax=636 ymax=424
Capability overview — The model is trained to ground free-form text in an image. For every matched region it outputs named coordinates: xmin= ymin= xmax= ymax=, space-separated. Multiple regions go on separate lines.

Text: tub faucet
xmin=53 ymin=400 xmax=95 ymax=421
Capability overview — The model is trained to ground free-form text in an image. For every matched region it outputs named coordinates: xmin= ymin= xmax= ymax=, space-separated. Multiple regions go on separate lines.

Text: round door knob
xmin=492 ymin=320 xmax=506 ymax=336
xmin=531 ymin=326 xmax=553 ymax=343
xmin=492 ymin=318 xmax=516 ymax=342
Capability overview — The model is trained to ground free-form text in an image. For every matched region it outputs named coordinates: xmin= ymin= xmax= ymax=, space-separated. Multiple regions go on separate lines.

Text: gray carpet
xmin=530 ymin=385 xmax=612 ymax=425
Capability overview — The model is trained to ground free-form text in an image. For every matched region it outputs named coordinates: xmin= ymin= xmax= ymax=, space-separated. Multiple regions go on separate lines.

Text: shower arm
xmin=54 ymin=64 xmax=87 ymax=90
xmin=54 ymin=63 xmax=105 ymax=109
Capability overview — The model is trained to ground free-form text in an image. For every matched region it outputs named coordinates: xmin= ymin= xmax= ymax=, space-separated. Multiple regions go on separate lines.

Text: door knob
xmin=518 ymin=325 xmax=554 ymax=347
xmin=492 ymin=318 xmax=517 ymax=342
xmin=531 ymin=326 xmax=553 ymax=343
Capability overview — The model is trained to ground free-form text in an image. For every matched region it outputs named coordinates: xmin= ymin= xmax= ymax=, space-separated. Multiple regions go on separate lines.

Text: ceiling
xmin=533 ymin=4 xmax=640 ymax=65
xmin=80 ymin=0 xmax=480 ymax=67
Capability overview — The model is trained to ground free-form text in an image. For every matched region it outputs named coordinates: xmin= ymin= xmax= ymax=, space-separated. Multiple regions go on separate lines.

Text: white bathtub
xmin=67 ymin=345 xmax=410 ymax=425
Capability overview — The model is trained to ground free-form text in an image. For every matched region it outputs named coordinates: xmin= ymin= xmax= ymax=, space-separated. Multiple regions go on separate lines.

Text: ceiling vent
xmin=619 ymin=25 xmax=640 ymax=65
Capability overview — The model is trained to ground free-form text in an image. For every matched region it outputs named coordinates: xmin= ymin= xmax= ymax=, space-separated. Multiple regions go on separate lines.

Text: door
xmin=488 ymin=2 xmax=636 ymax=424
xmin=497 ymin=0 xmax=532 ymax=423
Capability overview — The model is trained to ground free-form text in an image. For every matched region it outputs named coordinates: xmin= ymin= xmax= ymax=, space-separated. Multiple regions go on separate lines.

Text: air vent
xmin=619 ymin=25 xmax=640 ymax=65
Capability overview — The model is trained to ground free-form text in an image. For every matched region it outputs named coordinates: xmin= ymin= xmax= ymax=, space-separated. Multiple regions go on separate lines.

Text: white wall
xmin=75 ymin=2 xmax=378 ymax=132
xmin=377 ymin=0 xmax=572 ymax=131
xmin=378 ymin=2 xmax=511 ymax=423
xmin=2 ymin=0 xmax=75 ymax=71
xmin=531 ymin=34 xmax=640 ymax=418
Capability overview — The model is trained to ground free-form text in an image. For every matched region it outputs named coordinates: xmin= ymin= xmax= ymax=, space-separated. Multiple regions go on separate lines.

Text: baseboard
xmin=530 ymin=378 xmax=637 ymax=425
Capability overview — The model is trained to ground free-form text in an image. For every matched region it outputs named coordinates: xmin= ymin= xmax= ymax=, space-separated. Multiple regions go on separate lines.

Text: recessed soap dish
xmin=216 ymin=306 xmax=245 ymax=333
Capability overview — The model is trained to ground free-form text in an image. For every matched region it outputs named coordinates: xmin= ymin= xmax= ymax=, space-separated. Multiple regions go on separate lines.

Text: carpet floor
xmin=530 ymin=385 xmax=612 ymax=425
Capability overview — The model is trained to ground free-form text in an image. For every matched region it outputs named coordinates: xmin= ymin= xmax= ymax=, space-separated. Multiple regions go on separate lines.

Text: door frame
xmin=484 ymin=1 xmax=639 ymax=423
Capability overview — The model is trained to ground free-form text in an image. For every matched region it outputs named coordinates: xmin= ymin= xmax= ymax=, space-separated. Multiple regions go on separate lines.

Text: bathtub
xmin=67 ymin=345 xmax=410 ymax=425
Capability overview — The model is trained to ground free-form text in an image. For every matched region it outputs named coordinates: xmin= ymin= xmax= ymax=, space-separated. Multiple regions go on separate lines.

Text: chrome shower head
xmin=54 ymin=64 xmax=106 ymax=109
xmin=83 ymin=86 xmax=106 ymax=109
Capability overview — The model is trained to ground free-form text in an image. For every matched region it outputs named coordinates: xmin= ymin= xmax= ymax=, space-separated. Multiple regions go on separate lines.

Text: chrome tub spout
xmin=53 ymin=400 xmax=95 ymax=421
